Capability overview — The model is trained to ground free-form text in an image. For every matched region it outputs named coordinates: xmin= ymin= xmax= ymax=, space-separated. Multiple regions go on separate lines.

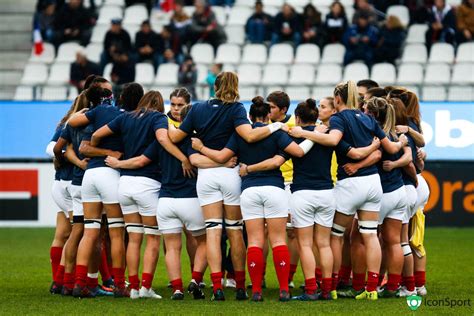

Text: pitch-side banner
xmin=0 ymin=101 xmax=473 ymax=160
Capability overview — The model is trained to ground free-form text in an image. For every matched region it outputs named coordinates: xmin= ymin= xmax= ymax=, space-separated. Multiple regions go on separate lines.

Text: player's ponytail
xmin=249 ymin=96 xmax=270 ymax=123
xmin=215 ymin=71 xmax=240 ymax=104
xmin=367 ymin=97 xmax=397 ymax=140
xmin=295 ymin=98 xmax=318 ymax=124
xmin=135 ymin=90 xmax=164 ymax=115
xmin=334 ymin=80 xmax=358 ymax=109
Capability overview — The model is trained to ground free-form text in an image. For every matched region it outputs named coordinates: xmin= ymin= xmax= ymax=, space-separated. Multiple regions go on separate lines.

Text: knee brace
xmin=125 ymin=223 xmax=144 ymax=234
xmin=331 ymin=223 xmax=346 ymax=237
xmin=144 ymin=225 xmax=160 ymax=235
xmin=84 ymin=218 xmax=101 ymax=229
xmin=401 ymin=243 xmax=412 ymax=256
xmin=225 ymin=218 xmax=243 ymax=230
xmin=107 ymin=217 xmax=125 ymax=229
xmin=205 ymin=218 xmax=223 ymax=230
xmin=73 ymin=215 xmax=84 ymax=224
xmin=358 ymin=220 xmax=378 ymax=234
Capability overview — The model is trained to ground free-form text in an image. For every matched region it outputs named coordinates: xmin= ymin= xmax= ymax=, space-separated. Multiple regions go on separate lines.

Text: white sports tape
xmin=126 ymin=223 xmax=144 ymax=234
xmin=108 ymin=217 xmax=125 ymax=228
xmin=358 ymin=220 xmax=378 ymax=234
xmin=331 ymin=223 xmax=346 ymax=237
xmin=205 ymin=218 xmax=223 ymax=230
xmin=225 ymin=218 xmax=243 ymax=230
xmin=87 ymin=272 xmax=99 ymax=279
xmin=268 ymin=122 xmax=284 ymax=134
xmin=84 ymin=219 xmax=101 ymax=229
xmin=401 ymin=243 xmax=412 ymax=256
xmin=299 ymin=139 xmax=315 ymax=154
xmin=144 ymin=225 xmax=161 ymax=235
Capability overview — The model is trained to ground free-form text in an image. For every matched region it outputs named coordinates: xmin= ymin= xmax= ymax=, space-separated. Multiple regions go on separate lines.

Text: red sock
xmin=129 ymin=275 xmax=140 ymax=290
xmin=226 ymin=271 xmax=235 ymax=280
xmin=171 ymin=278 xmax=183 ymax=292
xmin=387 ymin=274 xmax=401 ymax=291
xmin=234 ymin=270 xmax=245 ymax=290
xmin=64 ymin=272 xmax=75 ymax=290
xmin=75 ymin=265 xmax=88 ymax=288
xmin=211 ymin=272 xmax=223 ymax=292
xmin=378 ymin=273 xmax=385 ymax=286
xmin=54 ymin=264 xmax=65 ymax=286
xmin=50 ymin=247 xmax=62 ymax=279
xmin=315 ymin=268 xmax=322 ymax=284
xmin=288 ymin=263 xmax=297 ymax=282
xmin=403 ymin=275 xmax=415 ymax=291
xmin=338 ymin=265 xmax=351 ymax=285
xmin=366 ymin=271 xmax=379 ymax=292
xmin=305 ymin=278 xmax=317 ymax=295
xmin=142 ymin=272 xmax=153 ymax=289
xmin=99 ymin=247 xmax=111 ymax=281
xmin=247 ymin=247 xmax=264 ymax=293
xmin=113 ymin=267 xmax=126 ymax=288
xmin=352 ymin=273 xmax=366 ymax=291
xmin=272 ymin=245 xmax=290 ymax=292
xmin=192 ymin=271 xmax=204 ymax=284
xmin=322 ymin=277 xmax=332 ymax=296
xmin=331 ymin=273 xmax=339 ymax=291
xmin=87 ymin=273 xmax=99 ymax=288
xmin=415 ymin=271 xmax=426 ymax=287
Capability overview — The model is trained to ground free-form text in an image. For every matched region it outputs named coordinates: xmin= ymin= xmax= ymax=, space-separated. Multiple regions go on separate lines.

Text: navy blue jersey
xmin=179 ymin=99 xmax=250 ymax=150
xmin=84 ymin=104 xmax=124 ymax=169
xmin=108 ymin=110 xmax=167 ymax=181
xmin=408 ymin=119 xmax=422 ymax=174
xmin=143 ymin=139 xmax=197 ymax=198
xmin=61 ymin=124 xmax=92 ymax=186
xmin=402 ymin=134 xmax=417 ymax=186
xmin=51 ymin=123 xmax=74 ymax=181
xmin=291 ymin=126 xmax=334 ymax=192
xmin=377 ymin=134 xmax=404 ymax=193
xmin=225 ymin=122 xmax=292 ymax=192
xmin=330 ymin=110 xmax=386 ymax=180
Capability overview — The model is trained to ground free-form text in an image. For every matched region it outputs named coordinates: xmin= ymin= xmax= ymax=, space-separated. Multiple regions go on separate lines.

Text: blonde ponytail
xmin=215 ymin=71 xmax=240 ymax=104
xmin=346 ymin=80 xmax=359 ymax=110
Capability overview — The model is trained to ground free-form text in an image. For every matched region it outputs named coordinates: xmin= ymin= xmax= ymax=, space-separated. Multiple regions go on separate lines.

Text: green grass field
xmin=0 ymin=228 xmax=473 ymax=315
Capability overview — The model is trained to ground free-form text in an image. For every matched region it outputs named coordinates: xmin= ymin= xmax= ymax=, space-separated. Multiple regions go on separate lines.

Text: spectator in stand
xmin=206 ymin=63 xmax=222 ymax=97
xmin=271 ymin=4 xmax=302 ymax=46
xmin=169 ymin=0 xmax=191 ymax=40
xmin=301 ymin=4 xmax=325 ymax=48
xmin=353 ymin=0 xmax=378 ymax=24
xmin=178 ymin=56 xmax=197 ymax=99
xmin=33 ymin=0 xmax=56 ymax=43
xmin=135 ymin=20 xmax=160 ymax=69
xmin=101 ymin=18 xmax=132 ymax=71
xmin=52 ymin=0 xmax=93 ymax=47
xmin=456 ymin=0 xmax=474 ymax=43
xmin=157 ymin=25 xmax=184 ymax=65
xmin=110 ymin=49 xmax=136 ymax=97
xmin=189 ymin=0 xmax=227 ymax=50
xmin=375 ymin=15 xmax=406 ymax=64
xmin=245 ymin=0 xmax=273 ymax=44
xmin=425 ymin=0 xmax=457 ymax=48
xmin=125 ymin=0 xmax=154 ymax=13
xmin=343 ymin=11 xmax=379 ymax=66
xmin=70 ymin=51 xmax=100 ymax=92
xmin=324 ymin=1 xmax=348 ymax=44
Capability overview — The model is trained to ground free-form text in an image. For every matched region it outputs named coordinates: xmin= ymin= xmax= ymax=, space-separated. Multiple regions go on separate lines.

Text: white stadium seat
xmin=371 ymin=63 xmax=396 ymax=85
xmin=13 ymin=86 xmax=34 ymax=101
xmin=448 ymin=85 xmax=474 ymax=101
xmin=268 ymin=43 xmax=293 ymax=64
xmin=47 ymin=63 xmax=71 ymax=85
xmin=211 ymin=6 xmax=227 ymax=25
xmin=123 ymin=24 xmax=140 ymax=43
xmin=104 ymin=0 xmax=125 ymax=6
xmin=312 ymin=86 xmax=335 ymax=100
xmin=321 ymin=43 xmax=345 ymax=64
xmin=155 ymin=63 xmax=179 ymax=85
xmin=196 ymin=63 xmax=208 ymax=84
xmin=316 ymin=64 xmax=341 ymax=85
xmin=151 ymin=86 xmax=175 ymax=101
xmin=397 ymin=63 xmax=424 ymax=85
xmin=286 ymin=86 xmax=311 ymax=101
xmin=262 ymin=0 xmax=284 ymax=9
xmin=228 ymin=6 xmax=253 ymax=26
xmin=190 ymin=43 xmax=214 ymax=64
xmin=295 ymin=44 xmax=320 ymax=65
xmin=68 ymin=86 xmax=79 ymax=101
xmin=288 ymin=64 xmax=315 ymax=85
xmin=402 ymin=44 xmax=428 ymax=64
xmin=29 ymin=43 xmax=55 ymax=64
xmin=451 ymin=63 xmax=474 ymax=85
xmin=123 ymin=5 xmax=148 ymax=25
xmin=56 ymin=43 xmax=84 ymax=63
xmin=241 ymin=44 xmax=267 ymax=64
xmin=343 ymin=63 xmax=369 ymax=82
xmin=41 ymin=86 xmax=68 ymax=101
xmin=215 ymin=44 xmax=241 ymax=64
xmin=97 ymin=5 xmax=123 ymax=25
xmin=239 ymin=86 xmax=260 ymax=100
xmin=135 ymin=63 xmax=155 ymax=86
xmin=86 ymin=43 xmax=103 ymax=64
xmin=387 ymin=5 xmax=409 ymax=27
xmin=225 ymin=25 xmax=245 ymax=45
xmin=21 ymin=63 xmax=48 ymax=85
xmin=406 ymin=24 xmax=428 ymax=44
xmin=422 ymin=86 xmax=446 ymax=101
xmin=424 ymin=63 xmax=451 ymax=85
xmin=103 ymin=63 xmax=113 ymax=81
xmin=235 ymin=0 xmax=255 ymax=7
xmin=429 ymin=43 xmax=455 ymax=64
xmin=238 ymin=64 xmax=262 ymax=85
xmin=262 ymin=64 xmax=288 ymax=86
xmin=91 ymin=24 xmax=109 ymax=44
xmin=287 ymin=0 xmax=311 ymax=8
xmin=456 ymin=42 xmax=474 ymax=63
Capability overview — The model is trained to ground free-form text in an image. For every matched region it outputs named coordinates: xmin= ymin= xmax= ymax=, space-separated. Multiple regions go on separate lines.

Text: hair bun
xmin=251 ymin=96 xmax=265 ymax=106
xmin=305 ymin=98 xmax=316 ymax=110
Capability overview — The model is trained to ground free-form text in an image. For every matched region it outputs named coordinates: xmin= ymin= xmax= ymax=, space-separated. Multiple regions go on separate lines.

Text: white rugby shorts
xmin=404 ymin=184 xmax=418 ymax=224
xmin=70 ymin=184 xmax=83 ymax=216
xmin=118 ymin=176 xmax=160 ymax=216
xmin=415 ymin=174 xmax=430 ymax=212
xmin=81 ymin=167 xmax=120 ymax=204
xmin=240 ymin=186 xmax=289 ymax=221
xmin=290 ymin=189 xmax=335 ymax=228
xmin=157 ymin=197 xmax=205 ymax=236
xmin=51 ymin=180 xmax=72 ymax=216
xmin=379 ymin=186 xmax=407 ymax=224
xmin=196 ymin=166 xmax=241 ymax=206
xmin=334 ymin=174 xmax=383 ymax=216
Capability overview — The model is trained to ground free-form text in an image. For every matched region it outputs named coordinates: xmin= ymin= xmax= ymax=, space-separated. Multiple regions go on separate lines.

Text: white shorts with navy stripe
xmin=70 ymin=184 xmax=83 ymax=216
xmin=196 ymin=166 xmax=241 ymax=206
xmin=157 ymin=197 xmax=205 ymax=236
xmin=118 ymin=176 xmax=160 ymax=216
xmin=334 ymin=174 xmax=383 ymax=216
xmin=240 ymin=186 xmax=289 ymax=221
xmin=404 ymin=184 xmax=417 ymax=224
xmin=51 ymin=180 xmax=72 ymax=216
xmin=415 ymin=174 xmax=430 ymax=212
xmin=290 ymin=189 xmax=335 ymax=228
xmin=81 ymin=167 xmax=120 ymax=204
xmin=379 ymin=186 xmax=407 ymax=224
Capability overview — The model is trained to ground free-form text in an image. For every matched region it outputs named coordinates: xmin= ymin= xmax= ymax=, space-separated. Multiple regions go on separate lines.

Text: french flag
xmin=33 ymin=21 xmax=44 ymax=55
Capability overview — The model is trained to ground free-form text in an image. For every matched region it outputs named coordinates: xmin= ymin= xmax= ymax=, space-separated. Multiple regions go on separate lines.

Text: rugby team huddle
xmin=46 ymin=72 xmax=430 ymax=302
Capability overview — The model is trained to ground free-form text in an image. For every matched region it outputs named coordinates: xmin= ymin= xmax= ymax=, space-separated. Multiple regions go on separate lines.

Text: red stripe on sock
xmin=273 ymin=245 xmax=290 ymax=292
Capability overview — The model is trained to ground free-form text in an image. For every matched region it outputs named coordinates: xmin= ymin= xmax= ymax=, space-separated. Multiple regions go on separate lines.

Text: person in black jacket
xmin=375 ymin=15 xmax=406 ymax=64
xmin=245 ymin=1 xmax=273 ymax=44
xmin=324 ymin=1 xmax=348 ymax=44
xmin=52 ymin=0 xmax=93 ymax=47
xmin=157 ymin=25 xmax=184 ymax=65
xmin=70 ymin=51 xmax=100 ymax=92
xmin=178 ymin=56 xmax=197 ymax=99
xmin=425 ymin=0 xmax=457 ymax=48
xmin=100 ymin=18 xmax=132 ymax=71
xmin=271 ymin=4 xmax=302 ymax=46
xmin=301 ymin=4 xmax=325 ymax=48
xmin=135 ymin=20 xmax=160 ymax=69
xmin=111 ymin=49 xmax=136 ymax=97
